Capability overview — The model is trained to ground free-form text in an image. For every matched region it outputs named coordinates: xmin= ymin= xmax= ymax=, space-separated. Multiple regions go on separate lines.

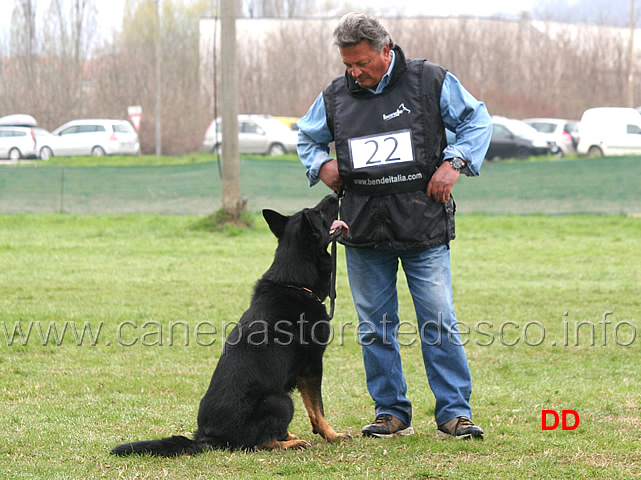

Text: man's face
xmin=339 ymin=40 xmax=391 ymax=90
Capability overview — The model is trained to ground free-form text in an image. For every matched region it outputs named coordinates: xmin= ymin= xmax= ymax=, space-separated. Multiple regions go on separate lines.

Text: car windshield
xmin=504 ymin=119 xmax=538 ymax=136
xmin=529 ymin=122 xmax=556 ymax=134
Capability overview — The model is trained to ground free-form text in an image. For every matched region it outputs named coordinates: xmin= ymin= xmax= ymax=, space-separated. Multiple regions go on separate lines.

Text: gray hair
xmin=332 ymin=12 xmax=393 ymax=51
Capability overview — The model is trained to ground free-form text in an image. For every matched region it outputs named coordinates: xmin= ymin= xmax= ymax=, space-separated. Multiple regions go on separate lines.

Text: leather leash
xmin=328 ymin=236 xmax=338 ymax=320
xmin=327 ymin=189 xmax=345 ymax=321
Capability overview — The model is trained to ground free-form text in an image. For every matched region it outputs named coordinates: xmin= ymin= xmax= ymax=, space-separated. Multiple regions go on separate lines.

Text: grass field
xmin=1 ymin=212 xmax=640 ymax=479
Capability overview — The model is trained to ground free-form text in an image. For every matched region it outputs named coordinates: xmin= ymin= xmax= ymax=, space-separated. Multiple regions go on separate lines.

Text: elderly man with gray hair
xmin=297 ymin=12 xmax=491 ymax=440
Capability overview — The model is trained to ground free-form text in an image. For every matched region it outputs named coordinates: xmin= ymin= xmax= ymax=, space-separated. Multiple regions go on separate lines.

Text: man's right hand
xmin=319 ymin=158 xmax=344 ymax=192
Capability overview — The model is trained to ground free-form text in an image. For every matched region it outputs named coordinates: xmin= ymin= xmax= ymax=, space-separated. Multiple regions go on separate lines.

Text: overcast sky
xmin=364 ymin=0 xmax=536 ymax=17
xmin=0 ymin=0 xmax=538 ymax=38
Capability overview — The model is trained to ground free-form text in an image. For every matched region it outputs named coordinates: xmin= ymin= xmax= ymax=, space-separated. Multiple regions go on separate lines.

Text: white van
xmin=577 ymin=107 xmax=641 ymax=156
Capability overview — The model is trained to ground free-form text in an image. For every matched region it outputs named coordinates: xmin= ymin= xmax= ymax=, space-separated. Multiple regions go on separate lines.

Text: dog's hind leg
xmin=297 ymin=370 xmax=350 ymax=442
xmin=251 ymin=394 xmax=310 ymax=450
xmin=259 ymin=436 xmax=311 ymax=450
xmin=263 ymin=421 xmax=310 ymax=450
xmin=246 ymin=392 xmax=311 ymax=449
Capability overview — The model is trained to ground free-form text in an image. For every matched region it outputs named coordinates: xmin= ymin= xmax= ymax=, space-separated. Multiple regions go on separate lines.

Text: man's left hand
xmin=427 ymin=162 xmax=460 ymax=203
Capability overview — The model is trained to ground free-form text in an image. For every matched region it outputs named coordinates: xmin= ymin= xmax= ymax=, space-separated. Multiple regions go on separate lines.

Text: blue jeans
xmin=345 ymin=244 xmax=473 ymax=427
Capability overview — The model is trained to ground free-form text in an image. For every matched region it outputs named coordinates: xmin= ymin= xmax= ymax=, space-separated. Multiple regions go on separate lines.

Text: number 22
xmin=365 ymin=136 xmax=401 ymax=165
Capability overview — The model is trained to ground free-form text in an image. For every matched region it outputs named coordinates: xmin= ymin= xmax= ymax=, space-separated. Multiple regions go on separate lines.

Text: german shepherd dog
xmin=111 ymin=193 xmax=350 ymax=456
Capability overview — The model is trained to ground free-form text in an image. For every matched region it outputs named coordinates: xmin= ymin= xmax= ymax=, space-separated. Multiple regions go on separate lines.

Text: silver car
xmin=38 ymin=119 xmax=140 ymax=160
xmin=203 ymin=114 xmax=299 ymax=156
xmin=524 ymin=118 xmax=579 ymax=156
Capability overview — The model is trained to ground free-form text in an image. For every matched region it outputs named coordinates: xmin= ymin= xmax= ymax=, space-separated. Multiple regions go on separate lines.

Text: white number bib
xmin=349 ymin=130 xmax=414 ymax=170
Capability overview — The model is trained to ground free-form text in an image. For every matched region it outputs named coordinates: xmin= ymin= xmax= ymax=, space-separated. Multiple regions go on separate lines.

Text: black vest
xmin=323 ymin=46 xmax=455 ymax=249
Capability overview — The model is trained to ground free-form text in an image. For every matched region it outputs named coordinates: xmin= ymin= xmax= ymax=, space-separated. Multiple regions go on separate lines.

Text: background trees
xmin=1 ymin=0 xmax=639 ymax=154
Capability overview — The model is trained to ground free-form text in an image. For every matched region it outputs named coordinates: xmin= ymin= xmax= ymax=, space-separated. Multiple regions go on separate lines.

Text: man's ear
xmin=262 ymin=209 xmax=288 ymax=239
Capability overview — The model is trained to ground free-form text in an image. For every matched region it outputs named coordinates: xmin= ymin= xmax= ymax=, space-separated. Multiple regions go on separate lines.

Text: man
xmin=297 ymin=13 xmax=491 ymax=440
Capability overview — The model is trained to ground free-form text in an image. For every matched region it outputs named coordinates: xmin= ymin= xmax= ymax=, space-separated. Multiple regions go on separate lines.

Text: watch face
xmin=450 ymin=158 xmax=464 ymax=169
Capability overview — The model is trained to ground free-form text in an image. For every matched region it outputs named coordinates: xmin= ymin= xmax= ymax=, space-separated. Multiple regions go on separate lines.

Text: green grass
xmin=1 ymin=213 xmax=640 ymax=479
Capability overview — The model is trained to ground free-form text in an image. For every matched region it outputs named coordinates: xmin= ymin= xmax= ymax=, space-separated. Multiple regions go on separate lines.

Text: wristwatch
xmin=448 ymin=157 xmax=466 ymax=171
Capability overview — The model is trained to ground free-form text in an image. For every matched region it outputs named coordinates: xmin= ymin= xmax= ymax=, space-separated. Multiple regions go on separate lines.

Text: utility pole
xmin=220 ymin=0 xmax=241 ymax=213
xmin=629 ymin=0 xmax=636 ymax=107
xmin=155 ymin=0 xmax=162 ymax=156
xmin=220 ymin=0 xmax=242 ymax=215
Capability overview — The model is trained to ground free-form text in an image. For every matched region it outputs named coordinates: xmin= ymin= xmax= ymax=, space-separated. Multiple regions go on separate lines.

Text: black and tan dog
xmin=111 ymin=193 xmax=349 ymax=456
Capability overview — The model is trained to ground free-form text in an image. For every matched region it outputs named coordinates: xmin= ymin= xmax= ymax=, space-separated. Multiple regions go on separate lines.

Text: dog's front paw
xmin=283 ymin=439 xmax=312 ymax=450
xmin=322 ymin=429 xmax=351 ymax=442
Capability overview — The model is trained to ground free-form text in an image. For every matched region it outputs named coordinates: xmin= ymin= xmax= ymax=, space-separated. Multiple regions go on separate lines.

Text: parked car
xmin=203 ymin=114 xmax=299 ymax=156
xmin=524 ymin=118 xmax=579 ymax=156
xmin=38 ymin=119 xmax=140 ymax=160
xmin=486 ymin=116 xmax=559 ymax=160
xmin=577 ymin=107 xmax=641 ymax=157
xmin=0 ymin=126 xmax=37 ymax=160
xmin=0 ymin=114 xmax=49 ymax=160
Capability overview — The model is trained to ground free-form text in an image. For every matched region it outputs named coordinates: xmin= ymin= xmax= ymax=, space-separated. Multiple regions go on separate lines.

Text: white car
xmin=203 ymin=114 xmax=299 ymax=156
xmin=524 ymin=118 xmax=579 ymax=156
xmin=0 ymin=114 xmax=48 ymax=160
xmin=38 ymin=119 xmax=140 ymax=160
xmin=0 ymin=126 xmax=38 ymax=160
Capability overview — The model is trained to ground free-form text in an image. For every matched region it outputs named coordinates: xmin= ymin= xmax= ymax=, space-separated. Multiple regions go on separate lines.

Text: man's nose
xmin=350 ymin=66 xmax=362 ymax=78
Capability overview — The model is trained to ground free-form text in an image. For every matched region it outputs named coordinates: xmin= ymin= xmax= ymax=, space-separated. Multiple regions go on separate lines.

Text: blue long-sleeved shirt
xmin=297 ymin=50 xmax=491 ymax=186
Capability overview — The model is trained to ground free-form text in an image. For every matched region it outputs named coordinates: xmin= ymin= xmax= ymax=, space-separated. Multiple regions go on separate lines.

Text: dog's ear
xmin=263 ymin=209 xmax=288 ymax=239
xmin=301 ymin=209 xmax=325 ymax=242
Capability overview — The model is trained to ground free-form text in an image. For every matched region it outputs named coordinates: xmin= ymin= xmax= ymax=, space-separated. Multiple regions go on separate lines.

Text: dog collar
xmin=279 ymin=284 xmax=323 ymax=304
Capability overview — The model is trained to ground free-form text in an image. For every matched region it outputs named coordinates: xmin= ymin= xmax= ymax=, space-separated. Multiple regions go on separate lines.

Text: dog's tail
xmin=111 ymin=435 xmax=208 ymax=457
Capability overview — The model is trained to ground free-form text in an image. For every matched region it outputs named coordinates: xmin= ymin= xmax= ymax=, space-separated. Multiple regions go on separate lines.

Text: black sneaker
xmin=436 ymin=416 xmax=484 ymax=440
xmin=362 ymin=414 xmax=415 ymax=438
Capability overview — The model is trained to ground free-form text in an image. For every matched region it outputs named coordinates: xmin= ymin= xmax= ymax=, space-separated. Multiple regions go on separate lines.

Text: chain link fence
xmin=1 ymin=157 xmax=640 ymax=216
xmin=0 ymin=159 xmax=325 ymax=215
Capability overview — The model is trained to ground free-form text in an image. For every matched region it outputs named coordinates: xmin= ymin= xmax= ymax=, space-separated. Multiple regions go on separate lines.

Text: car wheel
xmin=516 ymin=147 xmax=530 ymax=159
xmin=92 ymin=146 xmax=106 ymax=156
xmin=39 ymin=147 xmax=53 ymax=161
xmin=268 ymin=143 xmax=286 ymax=156
xmin=588 ymin=146 xmax=603 ymax=157
xmin=9 ymin=148 xmax=22 ymax=161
